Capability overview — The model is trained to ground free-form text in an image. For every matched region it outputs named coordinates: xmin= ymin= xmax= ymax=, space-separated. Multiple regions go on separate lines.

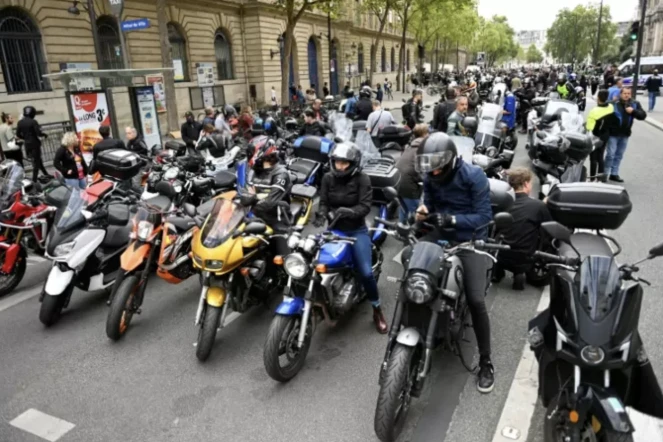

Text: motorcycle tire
xmin=263 ymin=314 xmax=312 ymax=382
xmin=39 ymin=284 xmax=71 ymax=327
xmin=196 ymin=305 xmax=222 ymax=362
xmin=543 ymin=398 xmax=634 ymax=442
xmin=0 ymin=247 xmax=26 ymax=298
xmin=106 ymin=275 xmax=139 ymax=341
xmin=374 ymin=344 xmax=417 ymax=442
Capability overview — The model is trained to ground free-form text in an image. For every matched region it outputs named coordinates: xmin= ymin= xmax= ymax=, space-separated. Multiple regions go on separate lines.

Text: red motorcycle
xmin=0 ymin=161 xmax=57 ymax=297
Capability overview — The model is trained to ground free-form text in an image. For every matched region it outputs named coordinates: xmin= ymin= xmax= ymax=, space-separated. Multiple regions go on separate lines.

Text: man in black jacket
xmin=645 ymin=69 xmax=662 ymax=112
xmin=181 ymin=111 xmax=202 ymax=148
xmin=605 ymin=87 xmax=647 ymax=182
xmin=404 ymin=89 xmax=424 ymax=129
xmin=125 ymin=127 xmax=149 ymax=156
xmin=355 ymin=86 xmax=374 ymax=121
xmin=300 ymin=110 xmax=326 ymax=136
xmin=432 ymin=88 xmax=457 ymax=133
xmin=92 ymin=125 xmax=126 ymax=160
xmin=16 ymin=106 xmax=49 ymax=182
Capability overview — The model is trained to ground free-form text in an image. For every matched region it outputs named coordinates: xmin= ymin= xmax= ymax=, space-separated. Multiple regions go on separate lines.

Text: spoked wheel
xmin=106 ymin=275 xmax=140 ymax=341
xmin=0 ymin=248 xmax=27 ymax=298
xmin=453 ymin=300 xmax=477 ymax=372
xmin=543 ymin=398 xmax=634 ymax=442
xmin=263 ymin=314 xmax=313 ymax=382
xmin=374 ymin=344 xmax=419 ymax=442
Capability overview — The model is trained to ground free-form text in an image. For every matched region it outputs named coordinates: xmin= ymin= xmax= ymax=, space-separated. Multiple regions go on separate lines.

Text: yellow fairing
xmin=206 ymin=286 xmax=226 ymax=307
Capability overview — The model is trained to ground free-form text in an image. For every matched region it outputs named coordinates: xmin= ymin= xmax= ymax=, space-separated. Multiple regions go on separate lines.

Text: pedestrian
xmin=54 ymin=131 xmax=88 ymax=189
xmin=605 ymin=87 xmax=647 ymax=183
xmin=306 ymin=88 xmax=317 ymax=102
xmin=125 ymin=126 xmax=149 ymax=156
xmin=645 ymin=69 xmax=662 ymax=112
xmin=446 ymin=96 xmax=468 ymax=136
xmin=0 ymin=112 xmax=21 ymax=165
xmin=238 ymin=105 xmax=255 ymax=141
xmin=405 ymin=74 xmax=410 ymax=93
xmin=608 ymin=77 xmax=623 ymax=102
xmin=586 ymin=89 xmax=619 ymax=181
xmin=202 ymin=107 xmax=215 ymax=126
xmin=384 ymin=78 xmax=393 ymax=100
xmin=92 ymin=125 xmax=126 ymax=160
xmin=16 ymin=106 xmax=50 ymax=182
xmin=366 ymin=99 xmax=396 ymax=137
xmin=322 ymin=82 xmax=330 ymax=97
xmin=271 ymin=86 xmax=278 ymax=107
xmin=375 ymin=83 xmax=384 ymax=103
xmin=395 ymin=123 xmax=427 ymax=222
xmin=180 ymin=111 xmax=202 ymax=150
xmin=296 ymin=85 xmax=306 ymax=104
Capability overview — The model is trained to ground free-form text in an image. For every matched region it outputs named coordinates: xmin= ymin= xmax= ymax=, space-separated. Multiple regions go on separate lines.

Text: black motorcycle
xmin=529 ymin=184 xmax=663 ymax=442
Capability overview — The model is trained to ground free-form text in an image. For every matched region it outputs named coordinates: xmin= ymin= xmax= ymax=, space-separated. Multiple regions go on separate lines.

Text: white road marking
xmin=0 ymin=285 xmax=42 ymax=313
xmin=10 ymin=408 xmax=75 ymax=442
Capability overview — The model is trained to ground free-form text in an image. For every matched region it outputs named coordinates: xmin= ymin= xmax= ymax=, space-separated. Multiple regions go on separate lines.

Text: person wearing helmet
xmin=556 ymin=73 xmax=576 ymax=100
xmin=344 ymin=89 xmax=358 ymax=119
xmin=568 ymin=72 xmax=578 ymax=88
xmin=16 ymin=105 xmax=50 ymax=182
xmin=414 ymin=132 xmax=495 ymax=393
xmin=313 ymin=142 xmax=387 ymax=333
xmin=181 ymin=111 xmax=203 ymax=149
xmin=355 ymin=86 xmax=374 ymax=121
xmin=196 ymin=123 xmax=227 ymax=158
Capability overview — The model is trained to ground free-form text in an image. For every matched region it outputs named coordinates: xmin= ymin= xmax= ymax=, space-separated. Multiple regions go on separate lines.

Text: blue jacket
xmin=423 ymin=159 xmax=493 ymax=242
xmin=376 ymin=88 xmax=384 ymax=102
xmin=608 ymin=85 xmax=621 ymax=102
xmin=345 ymin=96 xmax=358 ymax=118
xmin=502 ymin=93 xmax=517 ymax=130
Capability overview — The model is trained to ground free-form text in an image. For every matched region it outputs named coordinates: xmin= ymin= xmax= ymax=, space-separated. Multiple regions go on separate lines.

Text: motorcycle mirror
xmin=183 ymin=203 xmax=197 ymax=218
xmin=648 ymin=241 xmax=663 ymax=259
xmin=81 ymin=210 xmax=93 ymax=220
xmin=244 ymin=222 xmax=267 ymax=235
xmin=382 ymin=187 xmax=398 ymax=203
xmin=541 ymin=221 xmax=573 ymax=244
xmin=494 ymin=212 xmax=513 ymax=230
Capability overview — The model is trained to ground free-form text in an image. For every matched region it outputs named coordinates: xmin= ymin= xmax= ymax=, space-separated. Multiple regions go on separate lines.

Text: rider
xmin=309 ymin=99 xmax=329 ymax=122
xmin=414 ymin=132 xmax=495 ymax=393
xmin=556 ymin=73 xmax=577 ymax=100
xmin=432 ymin=88 xmax=457 ymax=133
xmin=313 ymin=142 xmax=387 ymax=334
xmin=501 ymin=88 xmax=517 ymax=133
xmin=197 ymin=123 xmax=227 ymax=158
xmin=300 ymin=110 xmax=327 ymax=136
xmin=446 ymin=96 xmax=468 ymax=136
xmin=355 ymin=86 xmax=374 ymax=121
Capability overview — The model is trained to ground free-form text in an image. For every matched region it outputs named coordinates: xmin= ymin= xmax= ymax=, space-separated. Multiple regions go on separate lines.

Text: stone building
xmin=0 ymin=0 xmax=415 ymax=136
xmin=643 ymin=0 xmax=663 ymax=56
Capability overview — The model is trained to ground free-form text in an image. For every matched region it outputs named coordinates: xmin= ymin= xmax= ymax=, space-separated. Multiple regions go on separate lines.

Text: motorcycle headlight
xmin=404 ymin=272 xmax=435 ymax=304
xmin=302 ymin=237 xmax=317 ymax=254
xmin=163 ymin=167 xmax=179 ymax=180
xmin=581 ymin=345 xmax=605 ymax=365
xmin=137 ymin=220 xmax=154 ymax=241
xmin=284 ymin=253 xmax=308 ymax=279
xmin=54 ymin=241 xmax=75 ymax=257
xmin=287 ymin=232 xmax=301 ymax=250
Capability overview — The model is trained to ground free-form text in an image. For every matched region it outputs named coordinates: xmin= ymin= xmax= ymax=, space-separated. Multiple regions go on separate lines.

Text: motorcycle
xmin=39 ymin=186 xmax=136 ymax=326
xmin=189 ymin=193 xmax=286 ymax=361
xmin=263 ymin=213 xmax=383 ymax=382
xmin=528 ymin=194 xmax=663 ymax=441
xmin=372 ymin=190 xmax=513 ymax=442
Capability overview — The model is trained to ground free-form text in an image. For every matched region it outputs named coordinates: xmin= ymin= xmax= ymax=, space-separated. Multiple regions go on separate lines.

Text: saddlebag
xmin=95 ymin=149 xmax=144 ymax=181
xmin=363 ymin=158 xmax=401 ymax=204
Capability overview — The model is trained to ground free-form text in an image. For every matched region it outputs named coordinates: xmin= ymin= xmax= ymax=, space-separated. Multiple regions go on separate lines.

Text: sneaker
xmin=609 ymin=175 xmax=624 ymax=183
xmin=372 ymin=306 xmax=388 ymax=334
xmin=477 ymin=359 xmax=495 ymax=394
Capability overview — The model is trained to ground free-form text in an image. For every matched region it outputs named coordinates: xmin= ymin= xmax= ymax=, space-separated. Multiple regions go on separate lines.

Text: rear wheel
xmin=263 ymin=314 xmax=312 ymax=382
xmin=196 ymin=305 xmax=222 ymax=362
xmin=106 ymin=275 xmax=140 ymax=341
xmin=0 ymin=247 xmax=27 ymax=297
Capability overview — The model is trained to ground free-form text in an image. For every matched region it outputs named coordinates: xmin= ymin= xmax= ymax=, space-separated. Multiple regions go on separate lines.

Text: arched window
xmin=407 ymin=49 xmax=410 ymax=71
xmin=381 ymin=46 xmax=386 ymax=72
xmin=390 ymin=47 xmax=395 ymax=72
xmin=168 ymin=23 xmax=188 ymax=81
xmin=214 ymin=29 xmax=234 ymax=81
xmin=98 ymin=15 xmax=124 ymax=71
xmin=357 ymin=43 xmax=364 ymax=74
xmin=0 ymin=7 xmax=49 ymax=93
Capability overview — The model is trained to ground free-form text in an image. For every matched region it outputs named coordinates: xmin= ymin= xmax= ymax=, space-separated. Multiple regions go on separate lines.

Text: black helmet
xmin=345 ymin=89 xmax=355 ymax=99
xmin=557 ymin=73 xmax=567 ymax=84
xmin=461 ymin=116 xmax=478 ymax=137
xmin=329 ymin=142 xmax=361 ymax=178
xmin=360 ymin=86 xmax=372 ymax=98
xmin=223 ymin=104 xmax=237 ymax=118
xmin=251 ymin=118 xmax=265 ymax=137
xmin=23 ymin=106 xmax=36 ymax=119
xmin=415 ymin=132 xmax=458 ymax=183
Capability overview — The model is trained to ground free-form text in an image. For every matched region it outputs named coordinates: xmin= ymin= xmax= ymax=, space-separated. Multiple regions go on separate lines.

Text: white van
xmin=618 ymin=56 xmax=663 ymax=88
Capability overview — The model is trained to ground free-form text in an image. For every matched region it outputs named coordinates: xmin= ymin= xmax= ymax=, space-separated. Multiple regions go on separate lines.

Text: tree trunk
xmin=156 ymin=0 xmax=178 ymax=133
xmin=400 ymin=5 xmax=409 ymax=92
xmin=281 ymin=24 xmax=296 ymax=105
xmin=456 ymin=41 xmax=459 ymax=71
xmin=370 ymin=6 xmax=390 ymax=85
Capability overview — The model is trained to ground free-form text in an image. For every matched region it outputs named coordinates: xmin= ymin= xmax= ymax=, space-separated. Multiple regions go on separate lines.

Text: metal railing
xmin=39 ymin=121 xmax=72 ymax=163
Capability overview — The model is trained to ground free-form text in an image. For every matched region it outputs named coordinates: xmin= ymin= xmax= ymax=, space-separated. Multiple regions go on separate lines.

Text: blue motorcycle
xmin=263 ymin=215 xmax=383 ymax=382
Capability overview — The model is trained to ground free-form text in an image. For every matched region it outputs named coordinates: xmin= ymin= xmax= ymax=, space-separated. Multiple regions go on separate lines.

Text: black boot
xmin=477 ymin=356 xmax=495 ymax=394
xmin=512 ymin=273 xmax=525 ymax=291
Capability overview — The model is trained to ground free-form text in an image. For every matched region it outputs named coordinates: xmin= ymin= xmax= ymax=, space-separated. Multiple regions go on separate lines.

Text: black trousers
xmin=28 ymin=147 xmax=48 ymax=182
xmin=590 ymin=144 xmax=606 ymax=177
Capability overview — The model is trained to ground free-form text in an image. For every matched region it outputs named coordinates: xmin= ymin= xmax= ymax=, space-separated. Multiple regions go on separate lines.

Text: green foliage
xmin=469 ymin=15 xmax=519 ymax=67
xmin=545 ymin=4 xmax=618 ymax=64
xmin=526 ymin=44 xmax=544 ymax=63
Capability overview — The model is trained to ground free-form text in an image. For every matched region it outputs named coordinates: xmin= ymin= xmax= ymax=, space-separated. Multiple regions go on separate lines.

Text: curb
xmin=644 ymin=117 xmax=663 ymax=132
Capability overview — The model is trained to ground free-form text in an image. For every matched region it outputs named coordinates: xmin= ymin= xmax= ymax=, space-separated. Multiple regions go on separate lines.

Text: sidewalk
xmin=644 ymin=107 xmax=663 ymax=132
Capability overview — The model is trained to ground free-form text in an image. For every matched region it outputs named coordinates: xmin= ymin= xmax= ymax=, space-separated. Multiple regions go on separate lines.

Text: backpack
xmin=436 ymin=102 xmax=455 ymax=132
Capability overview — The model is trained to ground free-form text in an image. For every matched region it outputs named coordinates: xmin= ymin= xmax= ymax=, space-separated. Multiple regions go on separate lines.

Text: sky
xmin=478 ymin=0 xmax=638 ymax=32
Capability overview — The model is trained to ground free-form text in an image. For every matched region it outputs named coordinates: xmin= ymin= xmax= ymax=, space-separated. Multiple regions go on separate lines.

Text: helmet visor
xmin=415 ymin=151 xmax=454 ymax=174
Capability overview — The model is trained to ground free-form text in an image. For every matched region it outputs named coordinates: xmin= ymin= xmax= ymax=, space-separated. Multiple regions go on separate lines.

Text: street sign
xmin=477 ymin=52 xmax=486 ymax=66
xmin=121 ymin=18 xmax=150 ymax=32
xmin=108 ymin=0 xmax=123 ymax=16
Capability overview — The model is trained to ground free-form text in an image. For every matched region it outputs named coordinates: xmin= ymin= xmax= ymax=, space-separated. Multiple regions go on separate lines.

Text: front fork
xmin=195 ymin=272 xmax=233 ymax=328
xmin=296 ymin=278 xmax=315 ymax=348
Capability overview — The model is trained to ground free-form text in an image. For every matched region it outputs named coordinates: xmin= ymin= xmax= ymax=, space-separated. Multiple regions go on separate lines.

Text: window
xmin=381 ymin=46 xmax=386 ymax=72
xmin=0 ymin=7 xmax=49 ymax=94
xmin=98 ymin=16 xmax=124 ymax=71
xmin=168 ymin=23 xmax=188 ymax=82
xmin=357 ymin=43 xmax=364 ymax=74
xmin=391 ymin=47 xmax=395 ymax=72
xmin=370 ymin=44 xmax=375 ymax=72
xmin=215 ymin=29 xmax=234 ymax=81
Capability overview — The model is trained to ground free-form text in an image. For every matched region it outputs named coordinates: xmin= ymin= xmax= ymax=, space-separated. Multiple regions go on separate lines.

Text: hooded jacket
xmin=586 ymin=103 xmax=619 ymax=144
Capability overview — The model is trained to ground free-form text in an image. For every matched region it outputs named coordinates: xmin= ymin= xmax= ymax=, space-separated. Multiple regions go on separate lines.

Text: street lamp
xmin=67 ymin=0 xmax=102 ymax=69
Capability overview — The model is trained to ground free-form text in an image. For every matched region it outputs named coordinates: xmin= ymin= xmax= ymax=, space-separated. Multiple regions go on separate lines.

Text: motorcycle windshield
xmin=0 ymin=161 xmax=25 ymax=207
xmin=55 ymin=188 xmax=89 ymax=230
xmin=543 ymin=100 xmax=579 ymax=117
xmin=199 ymin=198 xmax=245 ymax=248
xmin=577 ymin=256 xmax=622 ymax=322
xmin=406 ymin=242 xmax=445 ymax=278
xmin=449 ymin=136 xmax=475 ymax=161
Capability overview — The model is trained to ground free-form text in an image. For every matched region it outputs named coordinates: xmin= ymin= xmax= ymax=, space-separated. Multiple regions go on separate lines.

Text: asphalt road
xmin=2 ymin=93 xmax=662 ymax=442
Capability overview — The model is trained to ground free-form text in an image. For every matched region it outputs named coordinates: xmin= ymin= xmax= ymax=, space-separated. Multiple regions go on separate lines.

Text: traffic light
xmin=630 ymin=21 xmax=640 ymax=41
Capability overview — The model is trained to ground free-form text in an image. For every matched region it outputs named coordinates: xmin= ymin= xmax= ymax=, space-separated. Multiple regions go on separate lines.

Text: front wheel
xmin=39 ymin=283 xmax=72 ymax=327
xmin=106 ymin=275 xmax=140 ymax=341
xmin=0 ymin=247 xmax=27 ymax=297
xmin=374 ymin=344 xmax=418 ymax=442
xmin=263 ymin=314 xmax=312 ymax=382
xmin=196 ymin=305 xmax=222 ymax=362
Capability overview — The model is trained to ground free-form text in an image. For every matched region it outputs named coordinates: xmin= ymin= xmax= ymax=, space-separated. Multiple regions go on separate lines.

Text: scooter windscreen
xmin=0 ymin=160 xmax=24 ymax=210
xmin=448 ymin=136 xmax=475 ymax=162
xmin=55 ymin=188 xmax=89 ymax=232
xmin=576 ymin=256 xmax=622 ymax=322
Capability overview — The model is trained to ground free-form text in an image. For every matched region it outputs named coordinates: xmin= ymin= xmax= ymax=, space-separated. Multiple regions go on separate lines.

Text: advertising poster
xmin=69 ymin=91 xmax=111 ymax=163
xmin=135 ymin=87 xmax=161 ymax=150
xmin=173 ymin=59 xmax=185 ymax=81
xmin=146 ymin=75 xmax=166 ymax=113
xmin=202 ymin=87 xmax=215 ymax=108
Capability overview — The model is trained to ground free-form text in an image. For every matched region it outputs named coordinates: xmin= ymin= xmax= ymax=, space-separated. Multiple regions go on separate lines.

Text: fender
xmin=581 ymin=385 xmax=633 ymax=433
xmin=44 ymin=265 xmax=74 ymax=296
xmin=1 ymin=243 xmax=21 ymax=273
xmin=275 ymin=296 xmax=305 ymax=315
xmin=120 ymin=242 xmax=152 ymax=272
xmin=396 ymin=327 xmax=422 ymax=347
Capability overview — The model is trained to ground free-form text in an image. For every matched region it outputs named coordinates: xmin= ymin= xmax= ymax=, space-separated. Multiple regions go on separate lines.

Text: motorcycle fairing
xmin=44 ymin=265 xmax=74 ymax=296
xmin=318 ymin=238 xmax=353 ymax=268
xmin=275 ymin=296 xmax=305 ymax=315
xmin=402 ymin=242 xmax=445 ymax=278
xmin=0 ymin=242 xmax=20 ymax=273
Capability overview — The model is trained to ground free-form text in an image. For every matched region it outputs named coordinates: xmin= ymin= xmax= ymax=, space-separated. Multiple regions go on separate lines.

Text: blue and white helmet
xmin=569 ymin=73 xmax=577 ymax=82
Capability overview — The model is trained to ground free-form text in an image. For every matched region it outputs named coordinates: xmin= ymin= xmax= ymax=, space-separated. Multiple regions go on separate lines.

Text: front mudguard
xmin=275 ymin=296 xmax=305 ymax=315
xmin=579 ymin=386 xmax=633 ymax=433
xmin=396 ymin=327 xmax=422 ymax=347
xmin=44 ymin=265 xmax=75 ymax=296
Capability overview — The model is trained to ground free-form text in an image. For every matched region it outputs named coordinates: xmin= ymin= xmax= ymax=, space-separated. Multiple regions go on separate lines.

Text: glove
xmin=433 ymin=213 xmax=454 ymax=229
xmin=313 ymin=213 xmax=326 ymax=228
xmin=239 ymin=194 xmax=257 ymax=207
xmin=336 ymin=207 xmax=355 ymax=218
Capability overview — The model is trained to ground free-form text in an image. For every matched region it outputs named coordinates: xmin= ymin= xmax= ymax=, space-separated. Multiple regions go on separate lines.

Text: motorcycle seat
xmin=167 ymin=215 xmax=196 ymax=233
xmin=196 ymin=198 xmax=217 ymax=218
xmin=290 ymin=200 xmax=305 ymax=221
xmin=212 ymin=171 xmax=236 ymax=189
xmin=291 ymin=183 xmax=317 ymax=199
xmin=289 ymin=170 xmax=307 ymax=185
xmin=558 ymin=233 xmax=613 ymax=259
xmin=102 ymin=224 xmax=132 ymax=248
xmin=108 ymin=204 xmax=130 ymax=226
xmin=287 ymin=158 xmax=319 ymax=185
xmin=144 ymin=195 xmax=172 ymax=212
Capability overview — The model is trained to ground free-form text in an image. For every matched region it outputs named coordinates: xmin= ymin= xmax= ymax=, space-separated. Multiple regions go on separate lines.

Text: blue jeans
xmin=65 ymin=178 xmax=87 ymax=189
xmin=337 ymin=226 xmax=380 ymax=303
xmin=399 ymin=197 xmax=420 ymax=223
xmin=604 ymin=137 xmax=629 ymax=176
xmin=649 ymin=91 xmax=658 ymax=111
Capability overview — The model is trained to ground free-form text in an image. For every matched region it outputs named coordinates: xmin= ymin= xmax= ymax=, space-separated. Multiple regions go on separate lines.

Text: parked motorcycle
xmin=263 ymin=212 xmax=383 ymax=382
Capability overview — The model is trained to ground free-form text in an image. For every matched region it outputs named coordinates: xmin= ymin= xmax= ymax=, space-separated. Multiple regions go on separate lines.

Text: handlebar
xmin=533 ymin=251 xmax=579 ymax=266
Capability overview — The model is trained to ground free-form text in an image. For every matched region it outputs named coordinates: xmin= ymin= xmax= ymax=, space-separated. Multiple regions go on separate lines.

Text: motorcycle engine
xmin=331 ymin=274 xmax=356 ymax=315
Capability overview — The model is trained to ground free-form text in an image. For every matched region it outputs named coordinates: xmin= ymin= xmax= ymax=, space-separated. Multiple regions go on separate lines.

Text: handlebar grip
xmin=534 ymin=251 xmax=578 ymax=266
xmin=481 ymin=243 xmax=511 ymax=251
xmin=374 ymin=217 xmax=397 ymax=229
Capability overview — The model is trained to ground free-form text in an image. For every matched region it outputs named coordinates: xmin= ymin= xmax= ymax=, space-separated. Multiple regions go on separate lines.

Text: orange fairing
xmin=120 ymin=242 xmax=152 ymax=272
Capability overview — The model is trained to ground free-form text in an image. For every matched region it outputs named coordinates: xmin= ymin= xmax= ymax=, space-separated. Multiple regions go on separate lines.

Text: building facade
xmin=642 ymin=0 xmax=663 ymax=56
xmin=0 ymin=0 xmax=415 ymax=136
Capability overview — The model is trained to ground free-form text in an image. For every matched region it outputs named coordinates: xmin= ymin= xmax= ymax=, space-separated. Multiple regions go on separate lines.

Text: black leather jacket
xmin=247 ymin=164 xmax=292 ymax=231
xmin=197 ymin=132 xmax=227 ymax=157
xmin=127 ymin=136 xmax=149 ymax=156
xmin=356 ymin=98 xmax=373 ymax=121
xmin=16 ymin=116 xmax=44 ymax=150
xmin=405 ymin=99 xmax=423 ymax=129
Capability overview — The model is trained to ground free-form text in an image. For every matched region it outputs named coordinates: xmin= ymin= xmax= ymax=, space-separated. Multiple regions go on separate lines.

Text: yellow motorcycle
xmin=189 ymin=191 xmax=283 ymax=362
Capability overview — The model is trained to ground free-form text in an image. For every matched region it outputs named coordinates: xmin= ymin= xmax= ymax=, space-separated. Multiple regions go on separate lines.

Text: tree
xmin=156 ymin=0 xmax=178 ymax=133
xmin=526 ymin=44 xmax=544 ymax=64
xmin=617 ymin=31 xmax=634 ymax=62
xmin=545 ymin=4 xmax=617 ymax=65
xmin=470 ymin=15 xmax=518 ymax=67
xmin=361 ymin=0 xmax=398 ymax=84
